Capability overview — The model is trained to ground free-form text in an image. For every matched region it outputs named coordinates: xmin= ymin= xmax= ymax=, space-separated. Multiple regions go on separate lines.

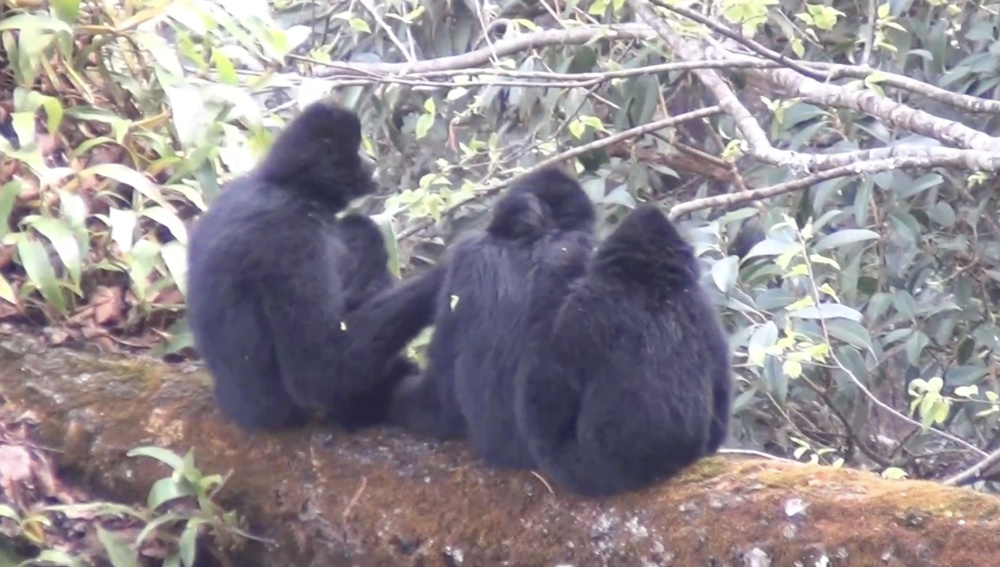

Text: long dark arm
xmin=341 ymin=264 xmax=446 ymax=380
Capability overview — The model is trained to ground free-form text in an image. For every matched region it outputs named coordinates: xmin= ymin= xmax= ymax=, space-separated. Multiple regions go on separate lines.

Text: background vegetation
xmin=4 ymin=0 xmax=1000 ymax=561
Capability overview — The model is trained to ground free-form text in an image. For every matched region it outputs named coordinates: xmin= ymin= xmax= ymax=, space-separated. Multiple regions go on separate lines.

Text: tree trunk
xmin=1 ymin=335 xmax=998 ymax=567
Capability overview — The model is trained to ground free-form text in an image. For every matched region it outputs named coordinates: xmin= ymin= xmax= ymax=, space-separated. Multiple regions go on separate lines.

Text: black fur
xmin=186 ymin=100 xmax=441 ymax=432
xmin=514 ymin=205 xmax=733 ymax=496
xmin=388 ymin=166 xmax=597 ymax=467
xmin=388 ymin=168 xmax=732 ymax=496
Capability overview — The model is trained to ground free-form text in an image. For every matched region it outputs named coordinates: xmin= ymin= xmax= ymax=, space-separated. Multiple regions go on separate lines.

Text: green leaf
xmin=24 ymin=549 xmax=86 ymax=567
xmin=161 ymin=241 xmax=188 ymax=298
xmin=45 ymin=502 xmax=143 ymax=519
xmin=932 ymin=398 xmax=951 ymax=425
xmin=892 ymin=290 xmax=918 ymax=320
xmin=743 ymin=238 xmax=797 ymax=259
xmin=127 ymin=446 xmax=187 ymax=470
xmin=142 ymin=206 xmax=188 ymax=245
xmin=812 ymin=229 xmax=880 ymax=252
xmin=763 ymin=351 xmax=788 ymax=404
xmin=96 ymin=526 xmax=141 ymax=567
xmin=945 ymin=365 xmax=989 ymax=386
xmin=782 ymin=359 xmax=803 ymax=379
xmin=0 ymin=181 xmax=21 ymax=239
xmin=284 ymin=25 xmax=312 ymax=53
xmin=211 ymin=50 xmax=238 ymax=85
xmin=747 ymin=321 xmax=779 ymax=366
xmin=17 ymin=237 xmax=66 ymax=314
xmin=128 ymin=238 xmax=159 ymax=303
xmin=414 ymin=114 xmax=434 ymax=139
xmin=824 ymin=319 xmax=874 ymax=351
xmin=86 ymin=163 xmax=173 ymax=210
xmin=588 ymin=0 xmax=609 ymax=15
xmin=579 ymin=115 xmax=604 ymax=131
xmin=179 ymin=519 xmax=206 ymax=567
xmin=806 ymin=4 xmax=845 ymax=29
xmin=788 ymin=303 xmax=863 ymax=322
xmin=349 ymin=18 xmax=371 ymax=33
xmin=108 ymin=208 xmax=138 ymax=254
xmin=568 ymin=119 xmax=586 ymax=139
xmin=928 ymin=201 xmax=956 ymax=228
xmin=598 ymin=185 xmax=636 ymax=208
xmin=164 ymin=86 xmax=207 ymax=149
xmin=27 ymin=217 xmax=83 ymax=287
xmin=135 ymin=512 xmax=185 ymax=546
xmin=146 ymin=477 xmax=195 ymax=511
xmin=0 ymin=13 xmax=73 ymax=34
xmin=881 ymin=467 xmax=908 ymax=480
xmin=905 ymin=330 xmax=929 ymax=366
xmin=790 ymin=37 xmax=805 ymax=57
xmin=370 ymin=213 xmax=401 ymax=278
xmin=51 ymin=0 xmax=80 ymax=24
xmin=10 ymin=111 xmax=35 ymax=147
xmin=447 ymin=87 xmax=470 ymax=101
xmin=56 ymin=189 xmax=89 ymax=234
xmin=954 ymin=385 xmax=979 ymax=398
xmin=22 ymin=91 xmax=65 ymax=135
xmin=0 ymin=504 xmax=20 ymax=521
xmin=711 ymin=255 xmax=739 ymax=294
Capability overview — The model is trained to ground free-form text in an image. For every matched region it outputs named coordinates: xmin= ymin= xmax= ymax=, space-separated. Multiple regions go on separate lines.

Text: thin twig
xmin=312 ymin=23 xmax=657 ymax=76
xmin=359 ymin=0 xmax=416 ymax=63
xmin=396 ymin=106 xmax=723 ymax=240
xmin=718 ymin=448 xmax=801 ymax=464
xmin=647 ymin=0 xmax=827 ymax=81
xmin=796 ymin=238 xmax=988 ymax=459
xmin=942 ymin=447 xmax=1000 ymax=486
xmin=530 ymin=471 xmax=556 ymax=495
xmin=667 ymin=154 xmax=995 ymax=219
xmin=342 ymin=476 xmax=368 ymax=523
xmin=305 ymin=22 xmax=1000 ymax=116
xmin=860 ymin=0 xmax=878 ymax=66
xmin=803 ymin=62 xmax=1000 ymax=114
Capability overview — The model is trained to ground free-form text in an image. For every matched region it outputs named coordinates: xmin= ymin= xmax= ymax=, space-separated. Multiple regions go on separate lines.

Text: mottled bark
xmin=1 ymin=336 xmax=999 ymax=567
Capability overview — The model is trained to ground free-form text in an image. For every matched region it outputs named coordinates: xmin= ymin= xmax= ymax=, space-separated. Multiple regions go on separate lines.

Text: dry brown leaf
xmin=90 ymin=285 xmax=125 ymax=325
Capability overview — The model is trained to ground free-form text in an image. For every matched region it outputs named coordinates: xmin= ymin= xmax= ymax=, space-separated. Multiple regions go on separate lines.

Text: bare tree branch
xmin=312 ymin=24 xmax=657 ymax=77
xmin=728 ymin=45 xmax=1000 ymax=152
xmin=668 ymin=154 xmax=997 ymax=219
xmin=647 ymin=0 xmax=827 ymax=81
xmin=396 ymin=106 xmax=723 ymax=239
xmin=296 ymin=58 xmax=784 ymax=88
xmin=807 ymin=63 xmax=1000 ymax=114
xmin=629 ymin=0 xmax=1000 ymax=168
xmin=294 ymin=9 xmax=1000 ymax=239
xmin=304 ymin=21 xmax=1000 ymax=117
xmin=943 ymin=447 xmax=1000 ymax=486
xmin=627 ymin=0 xmax=814 ymax=170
